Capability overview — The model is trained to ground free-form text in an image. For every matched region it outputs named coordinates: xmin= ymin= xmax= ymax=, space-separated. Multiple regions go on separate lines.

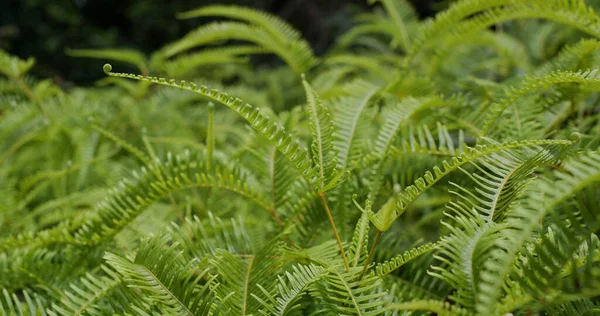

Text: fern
xmin=3 ymin=1 xmax=600 ymax=315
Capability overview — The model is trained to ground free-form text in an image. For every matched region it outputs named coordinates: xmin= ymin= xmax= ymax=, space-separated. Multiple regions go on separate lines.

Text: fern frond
xmin=169 ymin=212 xmax=254 ymax=259
xmin=73 ymin=151 xmax=272 ymax=245
xmin=370 ymin=0 xmax=416 ymax=51
xmin=0 ymin=288 xmax=47 ymax=316
xmin=302 ymin=77 xmax=344 ymax=192
xmin=481 ymin=68 xmax=600 ymax=137
xmin=47 ymin=265 xmax=136 ymax=316
xmin=177 ymin=5 xmax=303 ymax=45
xmin=210 ymin=244 xmax=284 ymax=315
xmin=390 ymin=299 xmax=471 ymax=316
xmin=105 ymin=233 xmax=224 ymax=315
xmin=255 ymin=263 xmax=327 ymax=315
xmin=405 ymin=0 xmax=600 ymax=69
xmin=160 ymin=21 xmax=315 ymax=74
xmin=534 ymin=39 xmax=600 ymax=76
xmin=331 ymin=79 xmax=379 ymax=169
xmin=373 ymin=242 xmax=438 ymax=276
xmin=315 ymin=268 xmax=389 ymax=315
xmin=369 ymin=138 xmax=577 ymax=231
xmin=477 ymin=151 xmax=600 ymax=314
xmin=103 ymin=67 xmax=317 ymax=188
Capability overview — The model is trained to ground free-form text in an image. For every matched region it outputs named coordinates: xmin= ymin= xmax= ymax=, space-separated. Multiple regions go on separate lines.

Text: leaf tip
xmin=103 ymin=63 xmax=113 ymax=74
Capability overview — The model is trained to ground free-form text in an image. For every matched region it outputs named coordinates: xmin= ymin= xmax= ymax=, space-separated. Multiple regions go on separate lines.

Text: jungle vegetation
xmin=2 ymin=0 xmax=600 ymax=315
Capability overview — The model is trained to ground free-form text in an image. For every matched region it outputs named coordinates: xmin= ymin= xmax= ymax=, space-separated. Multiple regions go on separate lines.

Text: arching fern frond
xmin=103 ymin=66 xmax=317 ymax=187
xmin=177 ymin=5 xmax=303 ymax=46
xmin=159 ymin=20 xmax=315 ymax=74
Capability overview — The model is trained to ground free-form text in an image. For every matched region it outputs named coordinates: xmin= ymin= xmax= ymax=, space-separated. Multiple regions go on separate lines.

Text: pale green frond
xmin=405 ymin=0 xmax=600 ymax=68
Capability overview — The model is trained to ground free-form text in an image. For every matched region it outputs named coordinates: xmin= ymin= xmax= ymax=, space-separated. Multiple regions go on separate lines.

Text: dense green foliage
xmin=2 ymin=0 xmax=600 ymax=315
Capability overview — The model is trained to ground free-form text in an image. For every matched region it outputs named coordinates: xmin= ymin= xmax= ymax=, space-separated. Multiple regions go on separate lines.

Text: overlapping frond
xmin=105 ymin=233 xmax=225 ymax=315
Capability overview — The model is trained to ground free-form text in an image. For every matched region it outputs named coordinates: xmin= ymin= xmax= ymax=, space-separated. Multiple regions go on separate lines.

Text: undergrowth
xmin=2 ymin=0 xmax=600 ymax=315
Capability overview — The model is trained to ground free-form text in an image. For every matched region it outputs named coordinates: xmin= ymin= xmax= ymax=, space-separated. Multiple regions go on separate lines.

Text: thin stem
xmin=319 ymin=192 xmax=350 ymax=272
xmin=359 ymin=230 xmax=382 ymax=280
xmin=207 ymin=102 xmax=215 ymax=172
xmin=205 ymin=102 xmax=215 ymax=205
xmin=168 ymin=194 xmax=185 ymax=223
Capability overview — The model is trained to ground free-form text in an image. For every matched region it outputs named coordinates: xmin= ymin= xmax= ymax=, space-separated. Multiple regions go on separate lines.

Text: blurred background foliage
xmin=0 ymin=0 xmax=443 ymax=85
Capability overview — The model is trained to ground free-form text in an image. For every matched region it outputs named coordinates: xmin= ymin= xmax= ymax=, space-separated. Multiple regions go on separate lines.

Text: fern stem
xmin=359 ymin=230 xmax=382 ymax=280
xmin=242 ymin=255 xmax=255 ymax=315
xmin=319 ymin=193 xmax=350 ymax=271
xmin=207 ymin=102 xmax=215 ymax=172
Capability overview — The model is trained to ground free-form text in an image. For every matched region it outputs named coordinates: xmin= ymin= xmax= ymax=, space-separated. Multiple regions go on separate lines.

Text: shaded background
xmin=0 ymin=0 xmax=441 ymax=84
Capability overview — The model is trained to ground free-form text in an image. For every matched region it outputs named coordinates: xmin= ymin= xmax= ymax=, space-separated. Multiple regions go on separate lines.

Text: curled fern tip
xmin=103 ymin=63 xmax=112 ymax=74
